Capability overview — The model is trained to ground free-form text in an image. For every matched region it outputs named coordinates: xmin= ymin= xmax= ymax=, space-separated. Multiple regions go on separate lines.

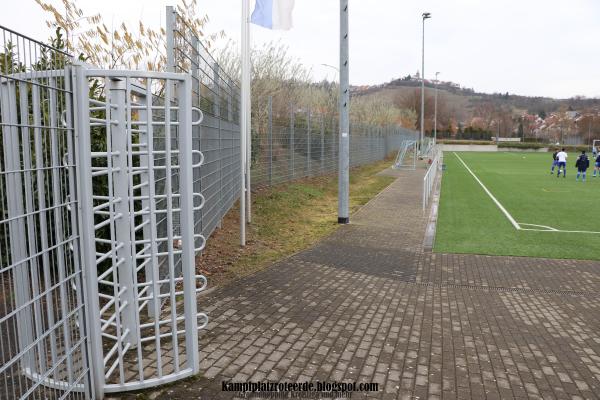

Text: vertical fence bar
xmin=73 ymin=63 xmax=104 ymax=399
xmin=307 ymin=108 xmax=311 ymax=176
xmin=290 ymin=102 xmax=295 ymax=180
xmin=321 ymin=116 xmax=325 ymax=172
xmin=166 ymin=6 xmax=176 ymax=74
xmin=214 ymin=62 xmax=224 ymax=228
xmin=178 ymin=75 xmax=201 ymax=374
xmin=107 ymin=77 xmax=139 ymax=347
xmin=0 ymin=74 xmax=34 ymax=373
xmin=268 ymin=96 xmax=273 ymax=186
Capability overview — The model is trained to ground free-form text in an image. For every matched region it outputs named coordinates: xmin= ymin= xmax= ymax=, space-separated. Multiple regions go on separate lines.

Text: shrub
xmin=438 ymin=139 xmax=495 ymax=145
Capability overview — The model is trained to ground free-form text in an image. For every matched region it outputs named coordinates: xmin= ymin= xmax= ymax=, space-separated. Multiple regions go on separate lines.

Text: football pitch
xmin=434 ymin=151 xmax=600 ymax=260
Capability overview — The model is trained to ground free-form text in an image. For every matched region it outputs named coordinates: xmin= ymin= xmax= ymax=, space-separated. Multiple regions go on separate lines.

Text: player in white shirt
xmin=556 ymin=148 xmax=568 ymax=178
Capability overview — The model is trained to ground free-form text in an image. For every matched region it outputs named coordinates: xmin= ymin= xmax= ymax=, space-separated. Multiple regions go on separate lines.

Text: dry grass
xmin=195 ymin=158 xmax=395 ymax=288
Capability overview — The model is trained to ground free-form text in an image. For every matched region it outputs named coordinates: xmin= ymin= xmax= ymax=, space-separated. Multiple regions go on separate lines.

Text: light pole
xmin=338 ymin=0 xmax=350 ymax=224
xmin=434 ymin=71 xmax=440 ymax=143
xmin=420 ymin=12 xmax=431 ymax=151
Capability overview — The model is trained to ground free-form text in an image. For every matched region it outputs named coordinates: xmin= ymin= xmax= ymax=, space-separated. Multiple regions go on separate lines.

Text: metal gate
xmin=1 ymin=25 xmax=208 ymax=399
xmin=73 ymin=67 xmax=207 ymax=395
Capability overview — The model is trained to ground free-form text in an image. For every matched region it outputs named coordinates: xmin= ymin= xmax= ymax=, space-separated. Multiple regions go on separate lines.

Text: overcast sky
xmin=2 ymin=0 xmax=599 ymax=99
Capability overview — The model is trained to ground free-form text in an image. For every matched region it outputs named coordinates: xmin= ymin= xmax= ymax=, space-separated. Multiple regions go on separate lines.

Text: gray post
xmin=320 ymin=116 xmax=325 ymax=172
xmin=332 ymin=119 xmax=337 ymax=170
xmin=338 ymin=0 xmax=350 ymax=224
xmin=420 ymin=12 xmax=431 ymax=152
xmin=108 ymin=78 xmax=139 ymax=347
xmin=290 ymin=101 xmax=295 ymax=179
xmin=214 ymin=63 xmax=223 ymax=229
xmin=434 ymin=72 xmax=439 ymax=144
xmin=268 ymin=96 xmax=273 ymax=186
xmin=307 ymin=108 xmax=311 ymax=176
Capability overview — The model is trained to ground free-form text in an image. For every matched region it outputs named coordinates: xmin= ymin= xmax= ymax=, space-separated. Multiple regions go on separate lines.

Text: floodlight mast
xmin=434 ymin=71 xmax=440 ymax=143
xmin=420 ymin=12 xmax=431 ymax=152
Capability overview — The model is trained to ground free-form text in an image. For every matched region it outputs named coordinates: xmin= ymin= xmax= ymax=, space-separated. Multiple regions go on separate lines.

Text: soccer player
xmin=550 ymin=149 xmax=559 ymax=174
xmin=576 ymin=151 xmax=590 ymax=182
xmin=593 ymin=152 xmax=600 ymax=178
xmin=556 ymin=148 xmax=568 ymax=178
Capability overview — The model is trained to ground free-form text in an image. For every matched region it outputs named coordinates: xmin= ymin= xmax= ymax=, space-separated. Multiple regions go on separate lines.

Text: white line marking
xmin=519 ymin=223 xmax=558 ymax=231
xmin=454 ymin=152 xmax=600 ymax=235
xmin=453 ymin=153 xmax=521 ymax=230
xmin=520 ymin=227 xmax=600 ymax=234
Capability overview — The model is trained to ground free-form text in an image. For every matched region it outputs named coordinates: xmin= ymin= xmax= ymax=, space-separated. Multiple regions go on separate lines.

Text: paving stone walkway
xmin=155 ymin=167 xmax=600 ymax=400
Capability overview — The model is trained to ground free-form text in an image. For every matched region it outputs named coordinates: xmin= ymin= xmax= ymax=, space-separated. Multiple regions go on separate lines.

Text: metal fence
xmin=2 ymin=6 xmax=419 ymax=398
xmin=0 ymin=27 xmax=92 ymax=400
xmin=167 ymin=6 xmax=242 ymax=244
xmin=423 ymin=145 xmax=442 ymax=212
xmin=1 ymin=25 xmax=207 ymax=399
xmin=166 ymin=6 xmax=418 ymax=241
xmin=250 ymin=98 xmax=416 ymax=188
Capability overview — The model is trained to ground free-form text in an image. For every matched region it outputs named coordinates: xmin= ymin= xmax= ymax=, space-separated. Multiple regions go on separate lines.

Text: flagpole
xmin=246 ymin=18 xmax=252 ymax=225
xmin=338 ymin=0 xmax=350 ymax=224
xmin=240 ymin=0 xmax=249 ymax=246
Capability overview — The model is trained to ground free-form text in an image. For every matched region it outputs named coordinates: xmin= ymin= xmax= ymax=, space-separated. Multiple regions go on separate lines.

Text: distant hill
xmin=352 ymin=77 xmax=600 ymax=123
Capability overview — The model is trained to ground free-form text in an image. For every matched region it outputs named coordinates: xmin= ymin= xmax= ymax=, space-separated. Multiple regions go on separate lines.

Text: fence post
xmin=0 ymin=73 xmax=34 ymax=372
xmin=332 ymin=119 xmax=337 ymax=170
xmin=137 ymin=85 xmax=157 ymax=320
xmin=178 ymin=74 xmax=201 ymax=374
xmin=107 ymin=78 xmax=140 ymax=348
xmin=72 ymin=63 xmax=104 ymax=399
xmin=321 ymin=116 xmax=325 ymax=172
xmin=307 ymin=108 xmax=311 ymax=176
xmin=166 ymin=6 xmax=176 ymax=75
xmin=214 ymin=62 xmax=223 ymax=229
xmin=290 ymin=101 xmax=295 ymax=179
xmin=268 ymin=96 xmax=273 ymax=186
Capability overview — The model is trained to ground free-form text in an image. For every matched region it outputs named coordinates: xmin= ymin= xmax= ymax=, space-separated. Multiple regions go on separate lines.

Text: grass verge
xmin=196 ymin=158 xmax=396 ymax=287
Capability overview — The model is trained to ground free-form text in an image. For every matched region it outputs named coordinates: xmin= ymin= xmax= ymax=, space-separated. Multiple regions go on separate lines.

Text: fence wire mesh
xmin=1 ymin=8 xmax=420 ymax=398
xmin=168 ymin=7 xmax=242 ymax=245
xmin=0 ymin=26 xmax=92 ymax=400
xmin=167 ymin=7 xmax=418 ymax=242
xmin=250 ymin=99 xmax=417 ymax=188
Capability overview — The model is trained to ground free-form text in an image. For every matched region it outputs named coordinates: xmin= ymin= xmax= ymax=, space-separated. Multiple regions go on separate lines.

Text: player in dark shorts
xmin=550 ymin=149 xmax=558 ymax=174
xmin=594 ymin=153 xmax=600 ymax=178
xmin=575 ymin=151 xmax=590 ymax=182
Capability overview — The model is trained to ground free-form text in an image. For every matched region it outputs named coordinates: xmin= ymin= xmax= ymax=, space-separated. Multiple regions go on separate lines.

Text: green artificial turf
xmin=434 ymin=151 xmax=600 ymax=260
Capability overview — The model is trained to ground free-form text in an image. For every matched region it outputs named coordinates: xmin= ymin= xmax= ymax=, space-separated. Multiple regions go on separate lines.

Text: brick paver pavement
xmin=151 ymin=168 xmax=600 ymax=400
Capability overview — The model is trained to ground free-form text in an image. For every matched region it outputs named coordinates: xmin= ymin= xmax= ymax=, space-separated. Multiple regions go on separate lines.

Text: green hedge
xmin=498 ymin=142 xmax=589 ymax=152
xmin=437 ymin=139 xmax=495 ymax=145
xmin=497 ymin=142 xmax=546 ymax=149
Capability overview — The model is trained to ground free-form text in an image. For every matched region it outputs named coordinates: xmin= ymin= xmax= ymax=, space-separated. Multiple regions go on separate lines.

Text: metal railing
xmin=423 ymin=145 xmax=442 ymax=212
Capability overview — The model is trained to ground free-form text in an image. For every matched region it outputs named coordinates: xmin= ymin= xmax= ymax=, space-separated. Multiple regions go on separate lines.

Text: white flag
xmin=251 ymin=0 xmax=295 ymax=30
